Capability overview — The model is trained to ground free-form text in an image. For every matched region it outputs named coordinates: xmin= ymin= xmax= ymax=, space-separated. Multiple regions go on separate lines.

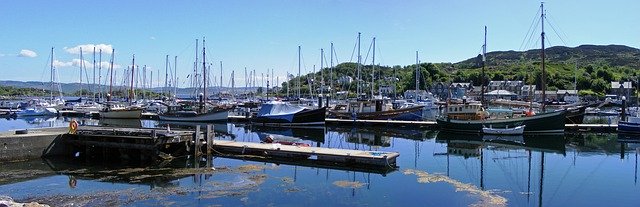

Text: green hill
xmin=282 ymin=44 xmax=640 ymax=97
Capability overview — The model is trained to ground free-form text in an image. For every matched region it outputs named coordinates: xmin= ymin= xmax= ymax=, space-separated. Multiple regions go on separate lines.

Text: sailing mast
xmin=93 ymin=47 xmax=96 ymax=99
xmin=108 ymin=49 xmax=115 ymax=101
xmin=321 ymin=48 xmax=324 ymax=99
xmin=129 ymin=54 xmax=135 ymax=103
xmin=481 ymin=26 xmax=487 ymax=105
xmin=330 ymin=42 xmax=334 ymax=100
xmin=371 ymin=37 xmax=376 ymax=99
xmin=540 ymin=2 xmax=547 ymax=113
xmin=50 ymin=47 xmax=54 ymax=102
xmin=415 ymin=51 xmax=419 ymax=103
xmin=164 ymin=55 xmax=169 ymax=96
xmin=174 ymin=56 xmax=178 ymax=97
xmin=98 ymin=50 xmax=102 ymax=100
xmin=298 ymin=46 xmax=301 ymax=99
xmin=356 ymin=32 xmax=361 ymax=99
xmin=202 ymin=38 xmax=207 ymax=113
xmin=79 ymin=48 xmax=84 ymax=98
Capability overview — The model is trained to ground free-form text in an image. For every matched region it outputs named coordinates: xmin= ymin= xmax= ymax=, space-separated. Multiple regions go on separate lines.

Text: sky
xmin=1 ymin=0 xmax=638 ymax=88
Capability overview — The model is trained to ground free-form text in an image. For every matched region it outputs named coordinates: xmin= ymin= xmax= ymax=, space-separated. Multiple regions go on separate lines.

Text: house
xmin=431 ymin=82 xmax=449 ymax=99
xmin=534 ymin=90 xmax=558 ymax=102
xmin=450 ymin=82 xmax=473 ymax=99
xmin=610 ymin=81 xmax=633 ymax=100
xmin=378 ymin=84 xmax=396 ymax=97
xmin=557 ymin=89 xmax=578 ymax=103
xmin=521 ymin=85 xmax=536 ymax=100
xmin=404 ymin=90 xmax=430 ymax=100
xmin=488 ymin=80 xmax=523 ymax=95
xmin=485 ymin=90 xmax=518 ymax=100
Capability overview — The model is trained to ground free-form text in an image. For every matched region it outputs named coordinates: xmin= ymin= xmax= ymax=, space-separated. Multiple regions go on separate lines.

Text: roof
xmin=485 ymin=90 xmax=517 ymax=96
xmin=611 ymin=81 xmax=632 ymax=89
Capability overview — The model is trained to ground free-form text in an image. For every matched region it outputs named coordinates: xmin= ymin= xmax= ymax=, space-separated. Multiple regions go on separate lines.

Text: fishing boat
xmin=252 ymin=101 xmax=326 ymax=126
xmin=328 ymin=100 xmax=425 ymax=121
xmin=482 ymin=125 xmax=526 ymax=135
xmin=99 ymin=103 xmax=142 ymax=119
xmin=158 ymin=106 xmax=229 ymax=122
xmin=439 ymin=5 xmax=567 ymax=134
xmin=618 ymin=116 xmax=640 ymax=134
xmin=438 ymin=107 xmax=565 ymax=134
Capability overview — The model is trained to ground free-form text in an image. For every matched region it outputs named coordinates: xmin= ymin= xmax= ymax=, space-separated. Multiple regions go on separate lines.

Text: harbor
xmin=3 ymin=0 xmax=640 ymax=206
xmin=2 ymin=118 xmax=640 ymax=206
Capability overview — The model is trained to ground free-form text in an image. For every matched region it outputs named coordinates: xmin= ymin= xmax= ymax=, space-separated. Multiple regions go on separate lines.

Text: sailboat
xmin=437 ymin=7 xmax=566 ymax=134
xmin=327 ymin=34 xmax=424 ymax=121
xmin=158 ymin=38 xmax=230 ymax=122
xmin=99 ymin=52 xmax=143 ymax=119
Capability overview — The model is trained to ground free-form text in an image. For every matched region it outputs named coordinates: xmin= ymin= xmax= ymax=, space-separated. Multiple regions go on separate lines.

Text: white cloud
xmin=54 ymin=59 xmax=121 ymax=69
xmin=150 ymin=36 xmax=156 ymax=40
xmin=18 ymin=49 xmax=37 ymax=58
xmin=64 ymin=44 xmax=114 ymax=55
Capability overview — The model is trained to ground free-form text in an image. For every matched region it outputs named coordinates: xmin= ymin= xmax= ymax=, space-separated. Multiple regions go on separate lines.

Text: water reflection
xmin=5 ymin=120 xmax=640 ymax=206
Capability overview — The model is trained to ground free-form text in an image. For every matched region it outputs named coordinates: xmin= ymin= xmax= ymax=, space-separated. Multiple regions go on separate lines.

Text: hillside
xmin=281 ymin=44 xmax=640 ymax=97
xmin=456 ymin=45 xmax=640 ymax=69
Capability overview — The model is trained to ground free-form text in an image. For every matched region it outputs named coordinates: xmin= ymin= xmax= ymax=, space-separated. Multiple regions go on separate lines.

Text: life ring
xmin=69 ymin=120 xmax=79 ymax=134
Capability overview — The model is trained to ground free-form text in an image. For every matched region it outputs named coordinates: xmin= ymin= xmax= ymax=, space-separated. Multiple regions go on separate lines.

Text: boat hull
xmin=252 ymin=107 xmax=326 ymax=126
xmin=565 ymin=105 xmax=586 ymax=124
xmin=617 ymin=121 xmax=640 ymax=134
xmin=482 ymin=125 xmax=525 ymax=135
xmin=158 ymin=110 xmax=229 ymax=122
xmin=328 ymin=106 xmax=425 ymax=121
xmin=100 ymin=109 xmax=143 ymax=119
xmin=437 ymin=110 xmax=566 ymax=134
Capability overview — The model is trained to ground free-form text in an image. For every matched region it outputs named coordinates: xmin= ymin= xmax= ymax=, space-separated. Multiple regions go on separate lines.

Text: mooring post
xmin=206 ymin=124 xmax=213 ymax=154
xmin=194 ymin=125 xmax=201 ymax=158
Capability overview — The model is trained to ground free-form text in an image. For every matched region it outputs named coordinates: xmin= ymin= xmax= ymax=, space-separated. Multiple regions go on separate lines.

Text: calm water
xmin=1 ymin=117 xmax=640 ymax=206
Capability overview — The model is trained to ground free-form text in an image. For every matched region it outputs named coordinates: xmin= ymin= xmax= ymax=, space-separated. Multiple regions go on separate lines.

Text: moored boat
xmin=437 ymin=110 xmax=565 ymax=134
xmin=99 ymin=103 xmax=142 ymax=119
xmin=618 ymin=117 xmax=640 ymax=134
xmin=252 ymin=101 xmax=326 ymax=126
xmin=328 ymin=100 xmax=425 ymax=121
xmin=482 ymin=125 xmax=526 ymax=135
xmin=158 ymin=108 xmax=229 ymax=122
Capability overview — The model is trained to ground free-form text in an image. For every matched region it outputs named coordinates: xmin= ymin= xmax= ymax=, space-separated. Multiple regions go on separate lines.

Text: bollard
xmin=194 ymin=125 xmax=201 ymax=158
xmin=206 ymin=124 xmax=213 ymax=154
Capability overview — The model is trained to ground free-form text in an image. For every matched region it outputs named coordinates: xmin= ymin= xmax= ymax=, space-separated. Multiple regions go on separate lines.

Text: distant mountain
xmin=455 ymin=44 xmax=640 ymax=69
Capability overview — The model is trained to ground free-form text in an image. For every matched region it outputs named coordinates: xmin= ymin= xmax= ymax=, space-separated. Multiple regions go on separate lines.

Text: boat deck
xmin=212 ymin=140 xmax=399 ymax=168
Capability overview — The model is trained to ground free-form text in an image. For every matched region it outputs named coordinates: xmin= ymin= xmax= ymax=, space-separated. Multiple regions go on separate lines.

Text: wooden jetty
xmin=23 ymin=125 xmax=400 ymax=169
xmin=211 ymin=140 xmax=399 ymax=168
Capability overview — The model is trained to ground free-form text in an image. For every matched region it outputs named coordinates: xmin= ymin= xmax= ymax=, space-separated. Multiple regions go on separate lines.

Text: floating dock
xmin=564 ymin=124 xmax=617 ymax=132
xmin=211 ymin=140 xmax=399 ymax=168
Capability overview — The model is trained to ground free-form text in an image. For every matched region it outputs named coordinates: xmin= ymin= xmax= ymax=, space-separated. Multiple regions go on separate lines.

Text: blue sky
xmin=1 ymin=0 xmax=638 ymax=87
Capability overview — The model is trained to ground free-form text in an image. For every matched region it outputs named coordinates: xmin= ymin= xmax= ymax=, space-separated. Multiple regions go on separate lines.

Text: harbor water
xmin=1 ymin=117 xmax=639 ymax=206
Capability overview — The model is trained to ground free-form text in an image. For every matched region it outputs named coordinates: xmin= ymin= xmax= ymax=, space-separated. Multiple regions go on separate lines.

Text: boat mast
xmin=108 ymin=49 xmax=114 ymax=101
xmin=415 ymin=51 xmax=419 ymax=103
xmin=174 ymin=56 xmax=178 ymax=97
xmin=93 ymin=47 xmax=96 ymax=99
xmin=298 ymin=45 xmax=301 ymax=99
xmin=330 ymin=42 xmax=334 ymax=100
xmin=321 ymin=48 xmax=324 ymax=99
xmin=202 ymin=37 xmax=207 ymax=112
xmin=80 ymin=47 xmax=84 ymax=98
xmin=481 ymin=26 xmax=487 ymax=105
xmin=540 ymin=2 xmax=547 ymax=113
xmin=220 ymin=61 xmax=223 ymax=97
xmin=356 ymin=32 xmax=361 ymax=99
xmin=50 ymin=47 xmax=54 ymax=102
xmin=98 ymin=49 xmax=102 ymax=100
xmin=164 ymin=54 xmax=169 ymax=96
xmin=371 ymin=37 xmax=376 ymax=99
xmin=129 ymin=54 xmax=135 ymax=103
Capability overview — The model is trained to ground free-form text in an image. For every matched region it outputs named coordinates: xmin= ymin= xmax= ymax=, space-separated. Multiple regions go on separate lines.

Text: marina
xmin=2 ymin=1 xmax=640 ymax=206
